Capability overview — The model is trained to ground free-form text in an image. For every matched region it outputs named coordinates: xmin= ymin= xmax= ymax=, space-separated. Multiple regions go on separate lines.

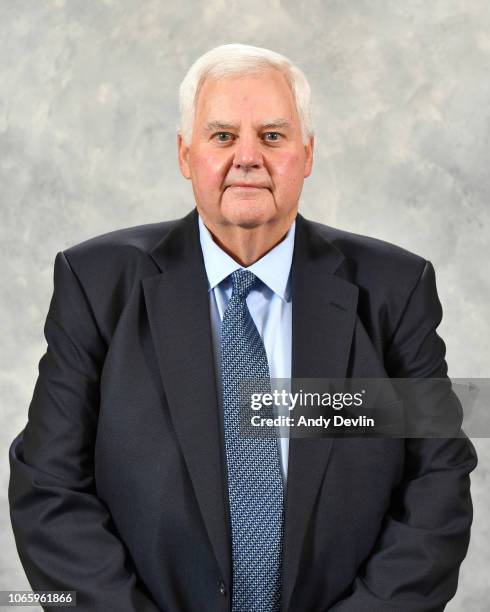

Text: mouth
xmin=226 ymin=184 xmax=270 ymax=191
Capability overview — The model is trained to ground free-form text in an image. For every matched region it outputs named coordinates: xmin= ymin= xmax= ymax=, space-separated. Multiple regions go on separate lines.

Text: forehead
xmin=194 ymin=68 xmax=298 ymax=123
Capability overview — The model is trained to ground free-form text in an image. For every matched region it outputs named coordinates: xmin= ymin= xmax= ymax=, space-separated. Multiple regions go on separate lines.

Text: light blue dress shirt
xmin=198 ymin=215 xmax=294 ymax=483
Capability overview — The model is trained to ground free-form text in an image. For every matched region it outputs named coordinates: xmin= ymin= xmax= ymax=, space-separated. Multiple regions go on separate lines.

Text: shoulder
xmin=302 ymin=217 xmax=428 ymax=293
xmin=298 ymin=217 xmax=437 ymax=349
xmin=63 ymin=219 xmax=178 ymax=272
xmin=60 ymin=217 xmax=185 ymax=292
xmin=56 ymin=218 xmax=182 ymax=341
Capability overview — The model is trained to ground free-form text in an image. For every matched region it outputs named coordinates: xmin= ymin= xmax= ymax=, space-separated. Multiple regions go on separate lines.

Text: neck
xmin=202 ymin=218 xmax=295 ymax=267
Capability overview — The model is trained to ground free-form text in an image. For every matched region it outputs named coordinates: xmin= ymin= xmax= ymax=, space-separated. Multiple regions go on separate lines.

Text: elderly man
xmin=9 ymin=44 xmax=477 ymax=611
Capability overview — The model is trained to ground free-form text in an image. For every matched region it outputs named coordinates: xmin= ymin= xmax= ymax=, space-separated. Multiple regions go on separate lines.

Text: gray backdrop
xmin=1 ymin=1 xmax=488 ymax=610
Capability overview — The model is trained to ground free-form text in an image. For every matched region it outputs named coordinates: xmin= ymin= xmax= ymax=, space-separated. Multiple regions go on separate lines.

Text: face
xmin=178 ymin=68 xmax=314 ymax=237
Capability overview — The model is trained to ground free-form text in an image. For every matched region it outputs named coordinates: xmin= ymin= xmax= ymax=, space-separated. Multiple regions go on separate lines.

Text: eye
xmin=213 ymin=132 xmax=234 ymax=142
xmin=263 ymin=132 xmax=282 ymax=142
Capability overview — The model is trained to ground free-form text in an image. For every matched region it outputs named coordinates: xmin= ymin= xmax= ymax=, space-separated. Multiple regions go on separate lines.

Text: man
xmin=9 ymin=44 xmax=477 ymax=611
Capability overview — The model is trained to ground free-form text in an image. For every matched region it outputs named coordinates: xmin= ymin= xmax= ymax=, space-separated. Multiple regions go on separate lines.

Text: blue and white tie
xmin=221 ymin=269 xmax=284 ymax=612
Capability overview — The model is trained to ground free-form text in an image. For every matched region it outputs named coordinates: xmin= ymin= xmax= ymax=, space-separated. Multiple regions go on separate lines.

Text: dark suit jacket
xmin=9 ymin=209 xmax=477 ymax=611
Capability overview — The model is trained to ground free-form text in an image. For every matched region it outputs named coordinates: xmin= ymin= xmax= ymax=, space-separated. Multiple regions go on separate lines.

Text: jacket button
xmin=218 ymin=580 xmax=226 ymax=596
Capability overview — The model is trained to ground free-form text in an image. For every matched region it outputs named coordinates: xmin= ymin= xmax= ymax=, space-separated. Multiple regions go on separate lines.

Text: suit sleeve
xmin=8 ymin=251 xmax=162 ymax=612
xmin=329 ymin=260 xmax=478 ymax=612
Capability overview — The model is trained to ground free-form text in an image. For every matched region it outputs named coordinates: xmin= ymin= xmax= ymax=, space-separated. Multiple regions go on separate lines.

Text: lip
xmin=227 ymin=184 xmax=268 ymax=190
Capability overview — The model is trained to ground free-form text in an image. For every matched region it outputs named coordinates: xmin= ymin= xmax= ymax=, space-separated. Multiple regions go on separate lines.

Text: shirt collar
xmin=198 ymin=214 xmax=295 ymax=302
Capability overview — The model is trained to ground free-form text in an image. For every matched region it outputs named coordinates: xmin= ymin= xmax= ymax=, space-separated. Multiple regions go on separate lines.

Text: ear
xmin=304 ymin=135 xmax=314 ymax=178
xmin=177 ymin=133 xmax=191 ymax=179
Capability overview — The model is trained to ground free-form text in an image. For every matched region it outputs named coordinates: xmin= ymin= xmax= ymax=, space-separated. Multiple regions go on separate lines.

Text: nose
xmin=233 ymin=134 xmax=263 ymax=170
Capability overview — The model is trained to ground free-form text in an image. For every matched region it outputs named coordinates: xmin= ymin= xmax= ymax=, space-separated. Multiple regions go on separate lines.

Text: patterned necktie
xmin=221 ymin=269 xmax=284 ymax=612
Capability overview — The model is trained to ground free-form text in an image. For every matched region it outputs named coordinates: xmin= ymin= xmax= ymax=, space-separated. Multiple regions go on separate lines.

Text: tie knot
xmin=230 ymin=269 xmax=258 ymax=299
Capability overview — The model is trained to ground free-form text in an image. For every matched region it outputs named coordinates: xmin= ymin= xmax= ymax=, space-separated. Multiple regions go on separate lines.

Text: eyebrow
xmin=203 ymin=119 xmax=292 ymax=132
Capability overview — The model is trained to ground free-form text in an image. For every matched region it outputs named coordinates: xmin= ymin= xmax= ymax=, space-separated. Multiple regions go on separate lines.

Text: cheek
xmin=272 ymin=151 xmax=305 ymax=189
xmin=191 ymin=153 xmax=228 ymax=190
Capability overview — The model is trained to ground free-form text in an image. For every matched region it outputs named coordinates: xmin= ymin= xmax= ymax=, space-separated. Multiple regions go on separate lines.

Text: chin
xmin=233 ymin=219 xmax=265 ymax=230
xmin=227 ymin=211 xmax=272 ymax=230
xmin=222 ymin=200 xmax=273 ymax=230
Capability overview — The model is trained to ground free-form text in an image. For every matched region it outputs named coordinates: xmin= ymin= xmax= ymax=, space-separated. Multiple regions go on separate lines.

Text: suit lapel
xmin=282 ymin=215 xmax=359 ymax=611
xmin=142 ymin=209 xmax=231 ymax=587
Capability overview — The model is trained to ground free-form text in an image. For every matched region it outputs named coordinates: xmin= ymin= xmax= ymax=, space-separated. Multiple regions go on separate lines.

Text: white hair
xmin=178 ymin=43 xmax=313 ymax=145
